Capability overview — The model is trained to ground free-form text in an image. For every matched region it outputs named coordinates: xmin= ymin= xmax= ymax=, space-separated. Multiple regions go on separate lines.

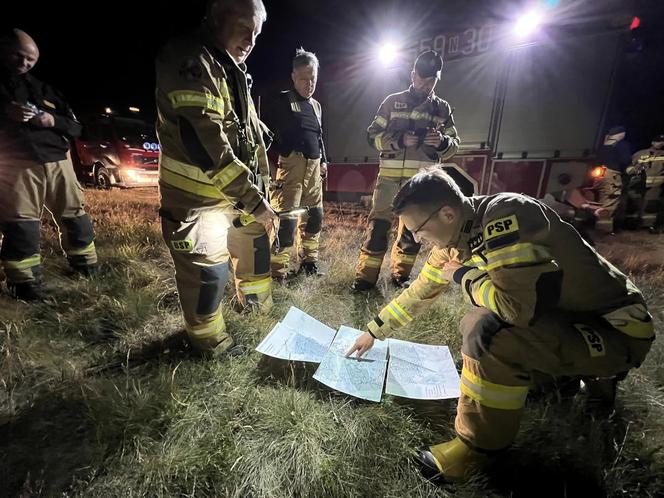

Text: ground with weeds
xmin=1 ymin=189 xmax=663 ymax=497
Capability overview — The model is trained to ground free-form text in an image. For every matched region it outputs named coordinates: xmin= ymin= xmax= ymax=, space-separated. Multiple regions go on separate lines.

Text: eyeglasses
xmin=411 ymin=205 xmax=444 ymax=235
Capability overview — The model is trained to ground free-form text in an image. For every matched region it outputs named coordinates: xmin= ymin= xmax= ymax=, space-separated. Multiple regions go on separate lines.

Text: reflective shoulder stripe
xmin=210 ymin=158 xmax=250 ymax=190
xmin=461 ymin=368 xmax=528 ymax=410
xmin=421 ymin=262 xmax=449 ymax=284
xmin=160 ymin=155 xmax=225 ymax=199
xmin=374 ymin=115 xmax=388 ymax=128
xmin=484 ymin=243 xmax=552 ymax=271
xmin=168 ymin=90 xmax=225 ymax=115
xmin=3 ymin=254 xmax=41 ymax=270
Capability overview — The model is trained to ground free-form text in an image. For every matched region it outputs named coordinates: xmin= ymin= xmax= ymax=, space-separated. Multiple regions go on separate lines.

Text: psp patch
xmin=171 ymin=239 xmax=194 ymax=252
xmin=484 ymin=215 xmax=519 ymax=239
xmin=573 ymin=323 xmax=606 ymax=358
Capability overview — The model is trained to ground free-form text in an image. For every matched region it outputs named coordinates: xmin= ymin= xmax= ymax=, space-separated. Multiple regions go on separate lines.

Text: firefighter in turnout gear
xmin=0 ymin=29 xmax=97 ymax=301
xmin=595 ymin=126 xmax=633 ymax=234
xmin=347 ymin=169 xmax=654 ymax=482
xmin=352 ymin=50 xmax=459 ymax=292
xmin=264 ymin=48 xmax=326 ymax=280
xmin=632 ymin=134 xmax=664 ymax=234
xmin=156 ymin=0 xmax=278 ymax=355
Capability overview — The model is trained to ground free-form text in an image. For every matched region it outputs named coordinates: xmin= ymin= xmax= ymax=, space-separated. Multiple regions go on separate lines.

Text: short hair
xmin=392 ymin=167 xmax=465 ymax=215
xmin=207 ymin=0 xmax=267 ymax=24
xmin=292 ymin=47 xmax=319 ymax=71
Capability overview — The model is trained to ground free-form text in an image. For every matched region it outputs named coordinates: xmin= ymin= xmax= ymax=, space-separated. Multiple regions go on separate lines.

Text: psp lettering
xmin=484 ymin=215 xmax=519 ymax=240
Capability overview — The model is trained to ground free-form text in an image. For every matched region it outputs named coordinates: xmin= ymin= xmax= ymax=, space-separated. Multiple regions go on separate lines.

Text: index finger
xmin=345 ymin=342 xmax=360 ymax=357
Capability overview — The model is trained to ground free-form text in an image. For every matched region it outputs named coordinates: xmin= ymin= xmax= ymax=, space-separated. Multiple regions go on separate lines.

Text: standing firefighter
xmin=632 ymin=134 xmax=664 ymax=234
xmin=595 ymin=126 xmax=633 ymax=234
xmin=347 ymin=169 xmax=654 ymax=482
xmin=352 ymin=50 xmax=459 ymax=292
xmin=156 ymin=0 xmax=277 ymax=355
xmin=0 ymin=29 xmax=97 ymax=301
xmin=264 ymin=48 xmax=327 ymax=280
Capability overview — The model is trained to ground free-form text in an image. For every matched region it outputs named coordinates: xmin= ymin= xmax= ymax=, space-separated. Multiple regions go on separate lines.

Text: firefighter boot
xmin=8 ymin=281 xmax=49 ymax=302
xmin=299 ymin=261 xmax=323 ymax=276
xmin=415 ymin=437 xmax=487 ymax=483
xmin=582 ymin=375 xmax=621 ymax=408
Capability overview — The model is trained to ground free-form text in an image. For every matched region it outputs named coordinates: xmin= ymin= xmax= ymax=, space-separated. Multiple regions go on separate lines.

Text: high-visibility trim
xmin=385 ymin=299 xmax=413 ymax=326
xmin=3 ymin=254 xmax=41 ymax=270
xmin=381 ymin=159 xmax=436 ymax=170
xmin=475 ymin=279 xmax=497 ymax=313
xmin=210 ymin=158 xmax=249 ymax=190
xmin=160 ymin=155 xmax=225 ymax=199
xmin=391 ymin=111 xmax=411 ymax=119
xmin=645 ymin=177 xmax=664 ymax=186
xmin=421 ymin=262 xmax=449 ymax=284
xmin=483 ymin=243 xmax=553 ymax=271
xmin=67 ymin=242 xmax=96 ymax=257
xmin=395 ymin=253 xmax=417 ymax=265
xmin=271 ymin=252 xmax=290 ymax=264
xmin=374 ymin=115 xmax=388 ymax=128
xmin=186 ymin=314 xmax=226 ymax=341
xmin=238 ymin=277 xmax=272 ymax=296
xmin=602 ymin=304 xmax=655 ymax=339
xmin=361 ymin=255 xmax=384 ymax=269
xmin=374 ymin=132 xmax=384 ymax=151
xmin=300 ymin=239 xmax=318 ymax=249
xmin=637 ymin=156 xmax=664 ymax=163
xmin=460 ymin=368 xmax=528 ymax=410
xmin=168 ymin=90 xmax=225 ymax=115
xmin=378 ymin=167 xmax=420 ymax=178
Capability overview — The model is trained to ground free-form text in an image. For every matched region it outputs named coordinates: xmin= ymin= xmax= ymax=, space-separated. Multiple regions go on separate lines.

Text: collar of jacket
xmin=287 ymin=88 xmax=311 ymax=103
xmin=200 ymin=26 xmax=249 ymax=74
xmin=407 ymin=85 xmax=435 ymax=106
xmin=445 ymin=198 xmax=476 ymax=260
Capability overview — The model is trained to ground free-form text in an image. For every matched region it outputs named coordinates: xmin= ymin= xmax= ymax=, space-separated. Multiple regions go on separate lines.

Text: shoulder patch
xmin=179 ymin=57 xmax=204 ymax=81
xmin=394 ymin=101 xmax=408 ymax=110
xmin=468 ymin=233 xmax=484 ymax=252
xmin=484 ymin=214 xmax=519 ymax=241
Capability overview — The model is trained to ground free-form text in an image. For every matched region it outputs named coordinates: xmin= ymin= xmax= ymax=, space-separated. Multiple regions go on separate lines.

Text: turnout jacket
xmin=368 ymin=193 xmax=653 ymax=340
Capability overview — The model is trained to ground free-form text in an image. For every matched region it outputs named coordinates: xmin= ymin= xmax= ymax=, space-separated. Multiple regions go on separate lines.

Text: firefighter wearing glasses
xmin=156 ymin=0 xmax=278 ymax=355
xmin=352 ymin=50 xmax=459 ymax=292
xmin=347 ymin=169 xmax=654 ymax=482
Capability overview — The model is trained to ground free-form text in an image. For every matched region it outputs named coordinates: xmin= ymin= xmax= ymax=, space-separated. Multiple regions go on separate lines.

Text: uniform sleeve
xmin=452 ymin=198 xmax=563 ymax=328
xmin=44 ymin=84 xmax=82 ymax=139
xmin=366 ymin=247 xmax=459 ymax=339
xmin=156 ymin=49 xmax=263 ymax=213
xmin=437 ymin=101 xmax=459 ymax=161
xmin=367 ymin=96 xmax=403 ymax=153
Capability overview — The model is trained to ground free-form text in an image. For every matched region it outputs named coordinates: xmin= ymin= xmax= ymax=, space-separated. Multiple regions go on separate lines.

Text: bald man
xmin=0 ymin=29 xmax=97 ymax=301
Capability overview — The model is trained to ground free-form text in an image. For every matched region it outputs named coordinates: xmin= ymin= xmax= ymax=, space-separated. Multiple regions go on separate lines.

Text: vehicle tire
xmin=95 ymin=166 xmax=112 ymax=190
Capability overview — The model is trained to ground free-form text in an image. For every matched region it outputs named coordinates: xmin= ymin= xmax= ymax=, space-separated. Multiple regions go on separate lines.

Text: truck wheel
xmin=95 ymin=167 xmax=112 ymax=190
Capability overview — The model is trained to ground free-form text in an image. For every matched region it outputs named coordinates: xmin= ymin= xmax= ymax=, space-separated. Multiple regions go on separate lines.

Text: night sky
xmin=4 ymin=0 xmax=664 ymax=148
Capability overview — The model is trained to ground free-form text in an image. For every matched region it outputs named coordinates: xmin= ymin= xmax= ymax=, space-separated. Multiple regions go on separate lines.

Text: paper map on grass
xmin=255 ymin=307 xmax=336 ymax=362
xmin=313 ymin=326 xmax=389 ymax=402
xmin=385 ymin=339 xmax=461 ymax=400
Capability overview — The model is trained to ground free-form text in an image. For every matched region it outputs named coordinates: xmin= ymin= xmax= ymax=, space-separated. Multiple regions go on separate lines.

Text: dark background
xmin=4 ymin=0 xmax=664 ymax=150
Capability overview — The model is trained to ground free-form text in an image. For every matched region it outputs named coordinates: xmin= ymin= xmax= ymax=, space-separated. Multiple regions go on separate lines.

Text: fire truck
xmin=320 ymin=3 xmax=641 ymax=210
xmin=72 ymin=108 xmax=159 ymax=188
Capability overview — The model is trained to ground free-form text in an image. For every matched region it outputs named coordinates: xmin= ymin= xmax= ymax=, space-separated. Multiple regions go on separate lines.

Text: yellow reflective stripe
xmin=391 ymin=300 xmax=413 ymax=322
xmin=484 ymin=243 xmax=552 ymax=271
xmin=168 ymin=90 xmax=225 ymax=115
xmin=301 ymin=239 xmax=318 ymax=249
xmin=468 ymin=255 xmax=487 ymax=271
xmin=461 ymin=368 xmax=528 ymax=410
xmin=381 ymin=159 xmax=435 ymax=169
xmin=362 ymin=255 xmax=383 ymax=269
xmin=186 ymin=314 xmax=226 ymax=340
xmin=238 ymin=277 xmax=272 ymax=295
xmin=67 ymin=242 xmax=95 ymax=257
xmin=160 ymin=155 xmax=225 ymax=199
xmin=374 ymin=115 xmax=388 ymax=128
xmin=210 ymin=159 xmax=248 ymax=190
xmin=395 ymin=253 xmax=416 ymax=265
xmin=3 ymin=254 xmax=41 ymax=270
xmin=391 ymin=111 xmax=410 ymax=119
xmin=475 ymin=279 xmax=497 ymax=312
xmin=602 ymin=304 xmax=655 ymax=339
xmin=271 ymin=251 xmax=290 ymax=264
xmin=421 ymin=262 xmax=449 ymax=284
xmin=386 ymin=304 xmax=407 ymax=326
xmin=374 ymin=132 xmax=384 ymax=150
xmin=378 ymin=167 xmax=420 ymax=178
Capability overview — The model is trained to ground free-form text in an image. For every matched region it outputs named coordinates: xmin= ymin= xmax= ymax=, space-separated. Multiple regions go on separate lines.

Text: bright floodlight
xmin=378 ymin=43 xmax=398 ymax=66
xmin=513 ymin=10 xmax=543 ymax=38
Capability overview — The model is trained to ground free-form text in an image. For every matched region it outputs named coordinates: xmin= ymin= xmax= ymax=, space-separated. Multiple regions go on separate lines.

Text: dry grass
xmin=0 ymin=188 xmax=662 ymax=497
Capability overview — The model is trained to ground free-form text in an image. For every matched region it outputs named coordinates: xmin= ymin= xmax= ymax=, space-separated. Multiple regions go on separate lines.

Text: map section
xmin=255 ymin=307 xmax=336 ymax=363
xmin=313 ymin=326 xmax=388 ymax=402
xmin=385 ymin=339 xmax=461 ymax=400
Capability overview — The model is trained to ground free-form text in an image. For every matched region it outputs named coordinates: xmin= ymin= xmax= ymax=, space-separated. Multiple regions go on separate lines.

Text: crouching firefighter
xmin=347 ymin=168 xmax=654 ymax=482
xmin=156 ymin=0 xmax=277 ymax=356
xmin=0 ymin=29 xmax=97 ymax=301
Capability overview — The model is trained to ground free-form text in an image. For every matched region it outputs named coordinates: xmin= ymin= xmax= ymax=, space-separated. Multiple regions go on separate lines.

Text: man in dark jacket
xmin=0 ymin=29 xmax=97 ymax=301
